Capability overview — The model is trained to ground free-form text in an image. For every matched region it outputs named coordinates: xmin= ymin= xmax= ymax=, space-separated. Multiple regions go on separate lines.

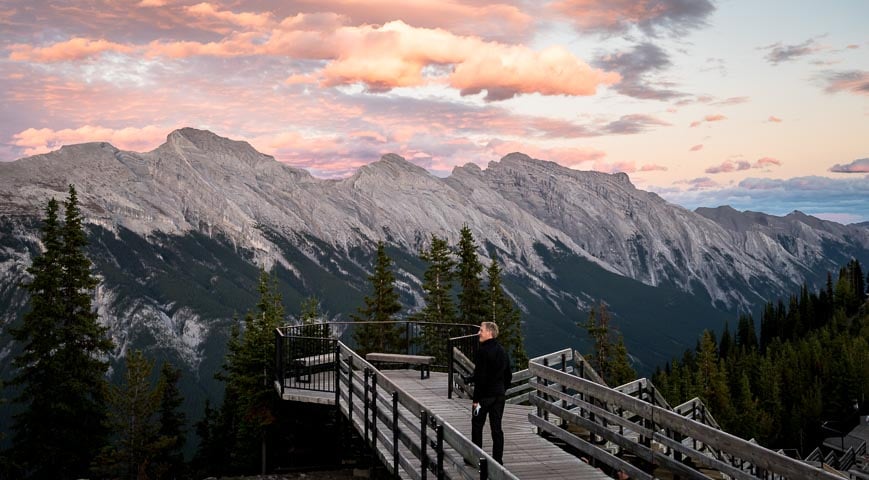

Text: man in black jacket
xmin=470 ymin=321 xmax=512 ymax=465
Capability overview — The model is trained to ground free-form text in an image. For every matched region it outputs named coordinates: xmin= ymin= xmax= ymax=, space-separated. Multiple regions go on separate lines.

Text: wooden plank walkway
xmin=384 ymin=369 xmax=611 ymax=480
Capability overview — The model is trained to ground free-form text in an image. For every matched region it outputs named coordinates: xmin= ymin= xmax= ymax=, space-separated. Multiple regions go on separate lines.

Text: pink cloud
xmin=676 ymin=177 xmax=719 ymax=189
xmin=8 ymin=37 xmax=134 ymax=62
xmin=10 ymin=15 xmax=619 ymax=101
xmin=824 ymin=70 xmax=869 ymax=96
xmin=705 ymin=160 xmax=750 ymax=174
xmin=830 ymin=158 xmax=869 ymax=173
xmin=754 ymin=157 xmax=781 ymax=168
xmin=689 ymin=144 xmax=703 ymax=152
xmin=11 ymin=125 xmax=168 ymax=156
xmin=551 ymin=0 xmax=714 ymax=34
xmin=186 ymin=2 xmax=274 ymax=30
xmin=290 ymin=0 xmax=535 ymax=40
xmin=767 ymin=115 xmax=782 ymax=123
xmin=690 ymin=113 xmax=727 ymax=127
xmin=639 ymin=164 xmax=667 ymax=172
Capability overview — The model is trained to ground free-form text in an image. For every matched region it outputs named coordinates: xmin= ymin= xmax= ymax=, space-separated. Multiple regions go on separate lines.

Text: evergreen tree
xmin=483 ymin=253 xmax=527 ymax=369
xmin=456 ymin=225 xmax=485 ymax=325
xmin=191 ymin=400 xmax=223 ymax=478
xmin=719 ymin=321 xmax=733 ymax=359
xmin=416 ymin=234 xmax=457 ymax=361
xmin=94 ymin=350 xmax=166 ymax=480
xmin=9 ymin=187 xmax=114 ymax=479
xmin=154 ymin=362 xmax=186 ymax=480
xmin=351 ymin=242 xmax=403 ymax=355
xmin=694 ymin=330 xmax=733 ymax=423
xmin=582 ymin=302 xmax=612 ymax=382
xmin=222 ymin=270 xmax=286 ymax=473
xmin=299 ymin=296 xmax=329 ymax=338
xmin=609 ymin=335 xmax=637 ymax=386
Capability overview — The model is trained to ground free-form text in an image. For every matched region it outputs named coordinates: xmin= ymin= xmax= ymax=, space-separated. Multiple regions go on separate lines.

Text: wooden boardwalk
xmin=382 ymin=369 xmax=610 ymax=480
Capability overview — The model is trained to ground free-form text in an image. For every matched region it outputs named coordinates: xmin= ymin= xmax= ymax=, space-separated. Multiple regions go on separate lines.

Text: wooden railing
xmin=527 ymin=350 xmax=846 ymax=480
xmin=336 ymin=341 xmax=518 ymax=480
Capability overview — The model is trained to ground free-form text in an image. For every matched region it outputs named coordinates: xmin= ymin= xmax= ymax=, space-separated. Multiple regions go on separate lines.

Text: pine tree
xmin=154 ymin=362 xmax=186 ymax=480
xmin=299 ymin=296 xmax=329 ymax=338
xmin=456 ymin=225 xmax=485 ymax=325
xmin=582 ymin=303 xmax=612 ymax=381
xmin=94 ymin=350 xmax=165 ymax=480
xmin=416 ymin=234 xmax=457 ymax=361
xmin=222 ymin=270 xmax=286 ymax=473
xmin=351 ymin=241 xmax=403 ymax=355
xmin=9 ymin=187 xmax=114 ymax=479
xmin=484 ymin=253 xmax=527 ymax=369
xmin=609 ymin=335 xmax=637 ymax=386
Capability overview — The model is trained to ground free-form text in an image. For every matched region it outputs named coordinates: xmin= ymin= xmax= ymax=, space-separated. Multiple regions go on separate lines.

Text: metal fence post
xmin=436 ymin=423 xmax=444 ymax=480
xmin=479 ymin=458 xmax=488 ymax=480
xmin=348 ymin=356 xmax=354 ymax=425
xmin=392 ymin=392 xmax=399 ymax=478
xmin=372 ymin=373 xmax=378 ymax=452
xmin=447 ymin=337 xmax=454 ymax=399
xmin=421 ymin=410 xmax=428 ymax=480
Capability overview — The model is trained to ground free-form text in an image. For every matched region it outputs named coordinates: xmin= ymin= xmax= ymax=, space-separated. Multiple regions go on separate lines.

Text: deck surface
xmin=282 ymin=369 xmax=612 ymax=479
xmin=379 ymin=370 xmax=610 ymax=480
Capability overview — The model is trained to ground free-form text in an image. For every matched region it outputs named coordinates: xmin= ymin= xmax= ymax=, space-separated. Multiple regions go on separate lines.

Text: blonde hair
xmin=481 ymin=321 xmax=499 ymax=338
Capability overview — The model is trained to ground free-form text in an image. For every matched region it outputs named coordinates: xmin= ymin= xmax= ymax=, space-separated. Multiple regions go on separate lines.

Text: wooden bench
xmin=292 ymin=353 xmax=335 ymax=383
xmin=365 ymin=353 xmax=435 ymax=379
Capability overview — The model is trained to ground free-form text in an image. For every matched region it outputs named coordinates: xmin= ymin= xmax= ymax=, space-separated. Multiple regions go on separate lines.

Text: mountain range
xmin=2 ymin=128 xmax=868 ymax=432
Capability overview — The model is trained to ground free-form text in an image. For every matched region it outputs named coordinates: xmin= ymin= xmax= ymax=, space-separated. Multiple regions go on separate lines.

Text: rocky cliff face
xmin=1 ymin=127 xmax=868 ymax=388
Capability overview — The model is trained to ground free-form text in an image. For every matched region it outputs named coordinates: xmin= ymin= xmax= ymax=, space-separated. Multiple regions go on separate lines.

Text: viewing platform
xmin=274 ymin=321 xmax=854 ymax=480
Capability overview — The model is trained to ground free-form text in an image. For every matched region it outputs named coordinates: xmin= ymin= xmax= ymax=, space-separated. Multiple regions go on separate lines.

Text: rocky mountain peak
xmin=353 ymin=153 xmax=432 ymax=180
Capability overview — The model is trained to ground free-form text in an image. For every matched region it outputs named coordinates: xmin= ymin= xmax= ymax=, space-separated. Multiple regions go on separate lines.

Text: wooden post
xmin=560 ymin=353 xmax=568 ymax=428
xmin=364 ymin=368 xmax=370 ymax=444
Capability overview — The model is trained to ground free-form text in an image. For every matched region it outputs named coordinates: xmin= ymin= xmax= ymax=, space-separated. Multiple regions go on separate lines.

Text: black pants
xmin=471 ymin=395 xmax=506 ymax=464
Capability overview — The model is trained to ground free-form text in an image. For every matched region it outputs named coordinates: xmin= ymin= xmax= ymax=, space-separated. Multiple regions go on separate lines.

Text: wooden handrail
xmin=529 ymin=359 xmax=844 ymax=480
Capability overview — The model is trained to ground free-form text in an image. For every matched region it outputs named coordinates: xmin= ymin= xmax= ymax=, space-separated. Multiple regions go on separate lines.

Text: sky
xmin=1 ymin=1 xmax=867 ymax=223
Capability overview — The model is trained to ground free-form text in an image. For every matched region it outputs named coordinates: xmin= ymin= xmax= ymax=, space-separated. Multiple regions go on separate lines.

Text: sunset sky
xmin=1 ymin=1 xmax=867 ymax=222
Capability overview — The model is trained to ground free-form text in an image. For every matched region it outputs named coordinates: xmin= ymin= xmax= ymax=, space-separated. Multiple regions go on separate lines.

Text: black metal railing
xmin=446 ymin=333 xmax=478 ymax=400
xmin=336 ymin=341 xmax=518 ymax=480
xmin=275 ymin=321 xmax=478 ymax=395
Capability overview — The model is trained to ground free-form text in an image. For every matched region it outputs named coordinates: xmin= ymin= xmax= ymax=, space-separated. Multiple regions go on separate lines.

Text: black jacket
xmin=471 ymin=338 xmax=512 ymax=402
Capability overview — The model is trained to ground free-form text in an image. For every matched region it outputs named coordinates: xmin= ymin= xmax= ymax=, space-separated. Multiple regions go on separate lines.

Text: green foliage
xmin=154 ymin=362 xmax=186 ymax=479
xmin=8 ymin=186 xmax=114 ymax=479
xmin=220 ymin=269 xmax=286 ymax=472
xmin=456 ymin=226 xmax=485 ymax=325
xmin=416 ymin=234 xmax=457 ymax=361
xmin=484 ymin=253 xmax=527 ymax=369
xmin=351 ymin=241 xmax=404 ymax=355
xmin=654 ymin=259 xmax=869 ymax=453
xmin=93 ymin=350 xmax=169 ymax=479
xmin=580 ymin=302 xmax=636 ymax=386
xmin=299 ymin=296 xmax=330 ymax=338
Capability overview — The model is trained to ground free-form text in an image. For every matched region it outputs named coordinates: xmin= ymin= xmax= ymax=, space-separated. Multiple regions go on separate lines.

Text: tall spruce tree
xmin=93 ymin=350 xmax=166 ymax=480
xmin=9 ymin=186 xmax=114 ymax=479
xmin=351 ymin=241 xmax=403 ymax=355
xmin=416 ymin=234 xmax=457 ymax=361
xmin=580 ymin=302 xmax=635 ymax=385
xmin=222 ymin=270 xmax=286 ymax=473
xmin=155 ymin=362 xmax=186 ymax=480
xmin=483 ymin=254 xmax=527 ymax=369
xmin=456 ymin=225 xmax=485 ymax=325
